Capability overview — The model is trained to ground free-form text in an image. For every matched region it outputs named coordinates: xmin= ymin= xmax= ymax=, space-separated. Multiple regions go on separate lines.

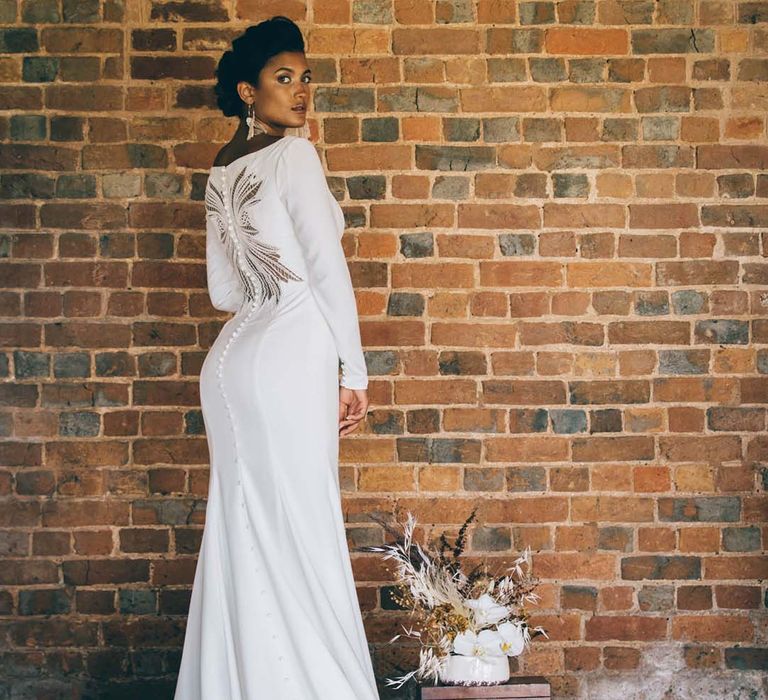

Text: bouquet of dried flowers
xmin=363 ymin=507 xmax=546 ymax=688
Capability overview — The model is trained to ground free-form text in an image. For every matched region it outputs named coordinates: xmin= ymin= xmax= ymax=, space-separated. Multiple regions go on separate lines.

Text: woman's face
xmin=241 ymin=50 xmax=311 ymax=132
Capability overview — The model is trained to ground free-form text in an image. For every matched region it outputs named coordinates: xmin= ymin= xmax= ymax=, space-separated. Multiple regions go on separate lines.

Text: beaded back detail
xmin=205 ymin=164 xmax=302 ymax=306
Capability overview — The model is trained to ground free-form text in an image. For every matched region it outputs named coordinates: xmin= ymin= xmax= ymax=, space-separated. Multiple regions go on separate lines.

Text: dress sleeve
xmin=276 ymin=138 xmax=368 ymax=390
xmin=205 ymin=175 xmax=245 ymax=313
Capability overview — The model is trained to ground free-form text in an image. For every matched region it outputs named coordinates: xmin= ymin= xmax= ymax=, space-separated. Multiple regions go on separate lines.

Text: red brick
xmin=586 ymin=616 xmax=667 ymax=641
xmin=629 ymin=204 xmax=699 ymax=229
xmin=672 ymin=615 xmax=754 ymax=642
xmin=545 ymin=28 xmax=629 ymax=55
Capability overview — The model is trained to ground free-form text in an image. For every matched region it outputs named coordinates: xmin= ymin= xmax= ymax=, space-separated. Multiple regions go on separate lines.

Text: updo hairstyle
xmin=213 ymin=16 xmax=305 ymax=118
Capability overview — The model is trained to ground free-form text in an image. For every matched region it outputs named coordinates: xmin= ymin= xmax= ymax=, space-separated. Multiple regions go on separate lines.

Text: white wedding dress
xmin=173 ymin=135 xmax=379 ymax=700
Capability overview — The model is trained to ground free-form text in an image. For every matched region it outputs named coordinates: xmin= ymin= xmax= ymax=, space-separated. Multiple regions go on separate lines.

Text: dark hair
xmin=213 ymin=16 xmax=305 ymax=118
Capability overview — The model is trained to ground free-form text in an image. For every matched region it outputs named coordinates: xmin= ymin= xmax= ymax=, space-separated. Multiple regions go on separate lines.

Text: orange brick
xmin=545 ymin=28 xmax=629 ymax=55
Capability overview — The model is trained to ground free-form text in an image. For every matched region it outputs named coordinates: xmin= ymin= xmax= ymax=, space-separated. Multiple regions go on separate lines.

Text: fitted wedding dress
xmin=173 ymin=135 xmax=379 ymax=700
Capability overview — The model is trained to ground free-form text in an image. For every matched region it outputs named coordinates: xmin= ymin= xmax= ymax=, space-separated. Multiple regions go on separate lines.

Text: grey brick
xmin=368 ymin=409 xmax=404 ymax=435
xmin=387 ymin=292 xmax=424 ymax=317
xmin=22 ymin=56 xmax=59 ymax=82
xmin=59 ymin=411 xmax=100 ymax=437
xmin=138 ymin=352 xmax=176 ymax=377
xmin=50 ymin=116 xmax=84 ymax=141
xmin=499 ymin=233 xmax=535 ymax=256
xmin=347 ymin=175 xmax=386 ymax=200
xmin=18 ymin=588 xmax=70 ymax=615
xmin=438 ymin=351 xmax=487 ymax=376
xmin=118 ymin=588 xmax=156 ymax=615
xmin=553 ymin=173 xmax=589 ymax=198
xmin=559 ymin=1 xmax=595 ymax=24
xmin=0 ymin=173 xmax=55 ymax=199
xmin=0 ymin=28 xmax=39 ymax=53
xmin=184 ymin=409 xmax=205 ymax=436
xmin=472 ymin=526 xmax=511 ymax=551
xmin=95 ymin=352 xmax=135 ymax=377
xmin=145 ymin=173 xmax=184 ymax=198
xmin=638 ymin=585 xmax=674 ymax=612
xmin=506 ymin=465 xmax=546 ymax=491
xmin=530 ymin=57 xmax=566 ymax=82
xmin=602 ymin=118 xmax=638 ymax=141
xmin=444 ymin=118 xmax=480 ymax=142
xmin=659 ymin=350 xmax=709 ymax=375
xmin=482 ymin=116 xmax=520 ymax=143
xmin=671 ymin=290 xmax=706 ymax=315
xmin=487 ymin=58 xmax=527 ymax=83
xmin=642 ymin=116 xmax=680 ymax=141
xmin=659 ymin=497 xmax=741 ymax=523
xmin=551 ymin=409 xmax=587 ymax=434
xmin=56 ymin=174 xmax=96 ymax=199
xmin=464 ymin=467 xmax=505 ymax=491
xmin=722 ymin=526 xmax=761 ymax=552
xmin=103 ymin=173 xmax=141 ymax=198
xmin=621 ymin=555 xmax=701 ymax=580
xmin=519 ymin=1 xmax=555 ymax=24
xmin=362 ymin=117 xmax=398 ymax=142
xmin=14 ymin=351 xmax=49 ymax=379
xmin=10 ymin=115 xmax=46 ymax=141
xmin=415 ymin=145 xmax=494 ymax=171
xmin=364 ymin=350 xmax=398 ymax=376
xmin=21 ymin=0 xmax=60 ymax=22
xmin=400 ymin=232 xmax=433 ymax=258
xmin=432 ymin=176 xmax=469 ymax=200
xmin=695 ymin=319 xmax=749 ymax=345
xmin=53 ymin=352 xmax=90 ymax=378
xmin=598 ymin=526 xmax=633 ymax=552
xmin=635 ymin=291 xmax=669 ymax=316
xmin=429 ymin=438 xmax=482 ymax=463
xmin=352 ymin=0 xmax=392 ymax=23
xmin=632 ymin=29 xmax=715 ymax=54
xmin=569 ymin=58 xmax=605 ymax=83
xmin=63 ymin=0 xmax=99 ymax=22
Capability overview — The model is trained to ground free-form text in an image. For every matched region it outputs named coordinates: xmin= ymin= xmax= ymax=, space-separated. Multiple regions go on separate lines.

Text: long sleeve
xmin=205 ymin=175 xmax=245 ymax=313
xmin=276 ymin=138 xmax=368 ymax=390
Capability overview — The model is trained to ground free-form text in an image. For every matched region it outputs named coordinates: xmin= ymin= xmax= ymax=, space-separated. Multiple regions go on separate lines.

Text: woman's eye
xmin=277 ymin=74 xmax=310 ymax=84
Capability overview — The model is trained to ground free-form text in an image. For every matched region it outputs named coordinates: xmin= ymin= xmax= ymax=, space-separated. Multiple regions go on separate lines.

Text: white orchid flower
xmin=464 ymin=592 xmax=509 ymax=626
xmin=497 ymin=620 xmax=526 ymax=656
xmin=452 ymin=628 xmax=505 ymax=657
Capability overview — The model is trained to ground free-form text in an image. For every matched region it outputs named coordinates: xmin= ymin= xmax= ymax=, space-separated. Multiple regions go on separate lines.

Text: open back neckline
xmin=217 ymin=136 xmax=293 ymax=170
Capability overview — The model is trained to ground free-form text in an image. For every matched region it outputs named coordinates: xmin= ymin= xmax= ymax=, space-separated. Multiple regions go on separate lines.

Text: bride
xmin=173 ymin=15 xmax=380 ymax=700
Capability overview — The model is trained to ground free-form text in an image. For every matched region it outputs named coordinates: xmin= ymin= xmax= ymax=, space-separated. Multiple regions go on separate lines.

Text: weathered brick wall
xmin=1 ymin=0 xmax=767 ymax=697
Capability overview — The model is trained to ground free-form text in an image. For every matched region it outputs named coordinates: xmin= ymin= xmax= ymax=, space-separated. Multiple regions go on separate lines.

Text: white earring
xmin=245 ymin=102 xmax=267 ymax=140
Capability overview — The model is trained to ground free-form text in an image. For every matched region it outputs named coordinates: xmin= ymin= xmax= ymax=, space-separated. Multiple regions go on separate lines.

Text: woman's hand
xmin=338 ymin=387 xmax=368 ymax=437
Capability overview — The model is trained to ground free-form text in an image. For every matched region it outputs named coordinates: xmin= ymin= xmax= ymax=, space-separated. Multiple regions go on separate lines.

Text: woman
xmin=173 ymin=16 xmax=379 ymax=700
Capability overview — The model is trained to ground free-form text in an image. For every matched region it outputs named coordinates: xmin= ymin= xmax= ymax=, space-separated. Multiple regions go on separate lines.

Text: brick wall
xmin=1 ymin=0 xmax=767 ymax=697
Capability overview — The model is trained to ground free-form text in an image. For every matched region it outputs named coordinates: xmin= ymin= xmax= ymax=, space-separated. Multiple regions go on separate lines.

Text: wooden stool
xmin=420 ymin=676 xmax=551 ymax=699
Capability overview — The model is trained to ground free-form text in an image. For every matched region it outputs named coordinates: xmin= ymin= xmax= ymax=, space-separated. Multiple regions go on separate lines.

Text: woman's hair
xmin=213 ymin=16 xmax=305 ymax=118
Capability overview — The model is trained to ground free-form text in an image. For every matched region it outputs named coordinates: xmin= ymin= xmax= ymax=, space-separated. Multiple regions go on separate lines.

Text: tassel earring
xmin=245 ymin=102 xmax=268 ymax=141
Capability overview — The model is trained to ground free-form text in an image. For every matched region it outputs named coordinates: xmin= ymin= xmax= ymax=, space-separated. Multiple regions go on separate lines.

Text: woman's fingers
xmin=338 ymin=387 xmax=369 ymax=435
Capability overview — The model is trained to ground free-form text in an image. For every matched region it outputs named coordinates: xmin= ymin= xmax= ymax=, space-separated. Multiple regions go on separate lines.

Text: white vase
xmin=437 ymin=654 xmax=511 ymax=686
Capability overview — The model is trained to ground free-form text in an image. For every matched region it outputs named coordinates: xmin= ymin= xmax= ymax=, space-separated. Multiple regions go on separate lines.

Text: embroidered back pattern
xmin=205 ymin=165 xmax=302 ymax=306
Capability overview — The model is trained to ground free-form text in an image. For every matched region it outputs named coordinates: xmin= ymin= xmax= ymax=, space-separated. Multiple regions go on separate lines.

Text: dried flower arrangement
xmin=363 ymin=507 xmax=547 ymax=688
